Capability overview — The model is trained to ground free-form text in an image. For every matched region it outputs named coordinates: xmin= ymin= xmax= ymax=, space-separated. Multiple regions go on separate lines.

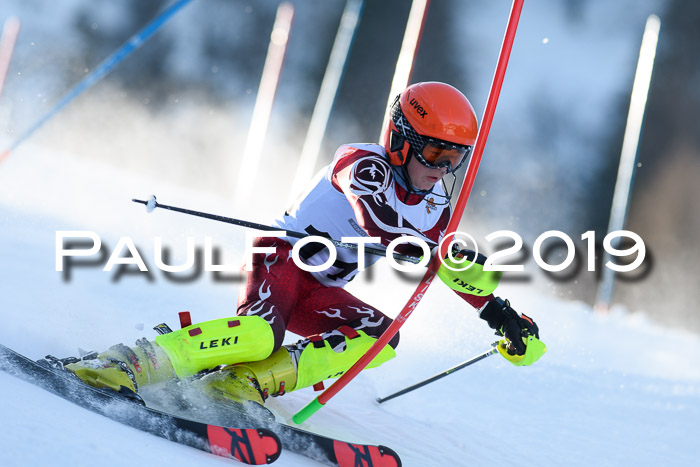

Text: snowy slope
xmin=1 ymin=148 xmax=699 ymax=467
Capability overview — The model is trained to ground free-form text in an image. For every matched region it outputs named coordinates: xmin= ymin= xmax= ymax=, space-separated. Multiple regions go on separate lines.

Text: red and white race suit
xmin=237 ymin=144 xmax=491 ymax=351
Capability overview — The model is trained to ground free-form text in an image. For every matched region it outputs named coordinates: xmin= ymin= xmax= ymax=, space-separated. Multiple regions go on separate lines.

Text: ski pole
xmin=293 ymin=0 xmax=525 ymax=425
xmin=376 ymin=342 xmax=499 ymax=404
xmin=132 ymin=195 xmax=421 ymax=264
xmin=0 ymin=0 xmax=194 ymax=162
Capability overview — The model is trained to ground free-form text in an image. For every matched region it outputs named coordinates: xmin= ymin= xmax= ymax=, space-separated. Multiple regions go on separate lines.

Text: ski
xmin=0 ymin=343 xmax=401 ymax=466
xmin=166 ymin=384 xmax=402 ymax=466
xmin=262 ymin=413 xmax=401 ymax=467
xmin=0 ymin=343 xmax=281 ymax=465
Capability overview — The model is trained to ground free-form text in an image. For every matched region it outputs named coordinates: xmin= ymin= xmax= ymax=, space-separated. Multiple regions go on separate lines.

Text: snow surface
xmin=1 ymin=147 xmax=699 ymax=467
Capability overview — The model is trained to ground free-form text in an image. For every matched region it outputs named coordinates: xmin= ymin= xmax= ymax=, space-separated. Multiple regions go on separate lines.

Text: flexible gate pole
xmin=595 ymin=14 xmax=660 ymax=312
xmin=0 ymin=17 xmax=20 ymax=102
xmin=293 ymin=0 xmax=526 ymax=424
xmin=288 ymin=0 xmax=364 ymax=200
xmin=233 ymin=3 xmax=294 ymax=203
xmin=0 ymin=0 xmax=194 ymax=163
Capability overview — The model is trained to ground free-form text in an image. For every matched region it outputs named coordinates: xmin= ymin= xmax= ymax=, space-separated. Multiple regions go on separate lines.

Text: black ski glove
xmin=479 ymin=297 xmax=539 ymax=356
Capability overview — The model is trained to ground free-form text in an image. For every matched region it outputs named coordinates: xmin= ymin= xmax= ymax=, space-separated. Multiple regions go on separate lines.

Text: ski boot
xmin=202 ymin=325 xmax=397 ymax=406
xmin=60 ymin=339 xmax=175 ymax=396
xmin=40 ymin=349 xmax=149 ymax=405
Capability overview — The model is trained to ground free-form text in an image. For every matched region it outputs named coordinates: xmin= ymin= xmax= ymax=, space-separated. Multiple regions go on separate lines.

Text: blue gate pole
xmin=1 ymin=0 xmax=194 ymax=162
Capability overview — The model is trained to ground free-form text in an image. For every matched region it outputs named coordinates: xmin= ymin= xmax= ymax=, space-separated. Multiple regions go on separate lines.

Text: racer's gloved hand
xmin=479 ymin=297 xmax=539 ymax=356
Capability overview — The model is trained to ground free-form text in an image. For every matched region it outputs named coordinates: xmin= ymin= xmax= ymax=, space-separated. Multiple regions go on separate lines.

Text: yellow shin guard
xmin=68 ymin=315 xmax=276 ymax=394
xmin=155 ymin=315 xmax=275 ymax=378
xmin=202 ymin=329 xmax=396 ymax=405
xmin=294 ymin=329 xmax=396 ymax=390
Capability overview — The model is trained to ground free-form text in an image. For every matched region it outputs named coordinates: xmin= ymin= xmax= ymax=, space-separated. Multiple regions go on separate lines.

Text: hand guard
xmin=479 ymin=297 xmax=544 ymax=364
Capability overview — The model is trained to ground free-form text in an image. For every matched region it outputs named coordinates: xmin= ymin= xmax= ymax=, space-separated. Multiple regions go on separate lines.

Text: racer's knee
xmin=237 ymin=301 xmax=286 ymax=351
xmin=155 ymin=315 xmax=275 ymax=377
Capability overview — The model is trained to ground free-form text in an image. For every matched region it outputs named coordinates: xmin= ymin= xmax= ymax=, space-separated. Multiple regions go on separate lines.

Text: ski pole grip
xmin=292 ymin=398 xmax=324 ymax=424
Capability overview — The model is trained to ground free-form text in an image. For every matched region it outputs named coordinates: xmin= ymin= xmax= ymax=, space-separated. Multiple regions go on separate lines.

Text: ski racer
xmin=61 ymin=82 xmax=544 ymax=405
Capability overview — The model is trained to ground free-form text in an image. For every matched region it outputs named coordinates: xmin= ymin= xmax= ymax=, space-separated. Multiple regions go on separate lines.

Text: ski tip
xmin=333 ymin=441 xmax=402 ymax=467
xmin=378 ymin=445 xmax=402 ymax=467
xmin=259 ymin=429 xmax=282 ymax=464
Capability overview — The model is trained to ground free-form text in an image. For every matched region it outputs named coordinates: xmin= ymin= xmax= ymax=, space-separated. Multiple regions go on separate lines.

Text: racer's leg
xmin=211 ymin=280 xmax=398 ymax=403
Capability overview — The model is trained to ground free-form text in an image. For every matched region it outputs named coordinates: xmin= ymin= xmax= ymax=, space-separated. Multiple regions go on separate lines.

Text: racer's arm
xmin=438 ymin=248 xmax=544 ymax=363
xmin=437 ymin=249 xmax=495 ymax=309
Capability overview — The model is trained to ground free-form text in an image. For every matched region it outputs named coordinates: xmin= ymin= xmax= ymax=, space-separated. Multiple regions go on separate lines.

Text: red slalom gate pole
xmin=293 ymin=0 xmax=525 ymax=424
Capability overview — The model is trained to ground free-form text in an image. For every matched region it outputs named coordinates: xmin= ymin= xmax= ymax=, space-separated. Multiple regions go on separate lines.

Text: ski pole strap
xmin=376 ymin=343 xmax=498 ymax=404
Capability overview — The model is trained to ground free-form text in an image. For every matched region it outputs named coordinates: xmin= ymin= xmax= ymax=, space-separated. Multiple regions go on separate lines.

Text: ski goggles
xmin=413 ymin=138 xmax=472 ymax=172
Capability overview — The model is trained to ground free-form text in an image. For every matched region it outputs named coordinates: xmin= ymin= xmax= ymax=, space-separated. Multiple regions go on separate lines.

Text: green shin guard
xmin=155 ymin=315 xmax=275 ymax=378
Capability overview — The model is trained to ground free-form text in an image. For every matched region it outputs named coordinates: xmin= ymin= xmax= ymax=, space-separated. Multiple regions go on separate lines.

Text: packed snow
xmin=1 ymin=147 xmax=699 ymax=467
